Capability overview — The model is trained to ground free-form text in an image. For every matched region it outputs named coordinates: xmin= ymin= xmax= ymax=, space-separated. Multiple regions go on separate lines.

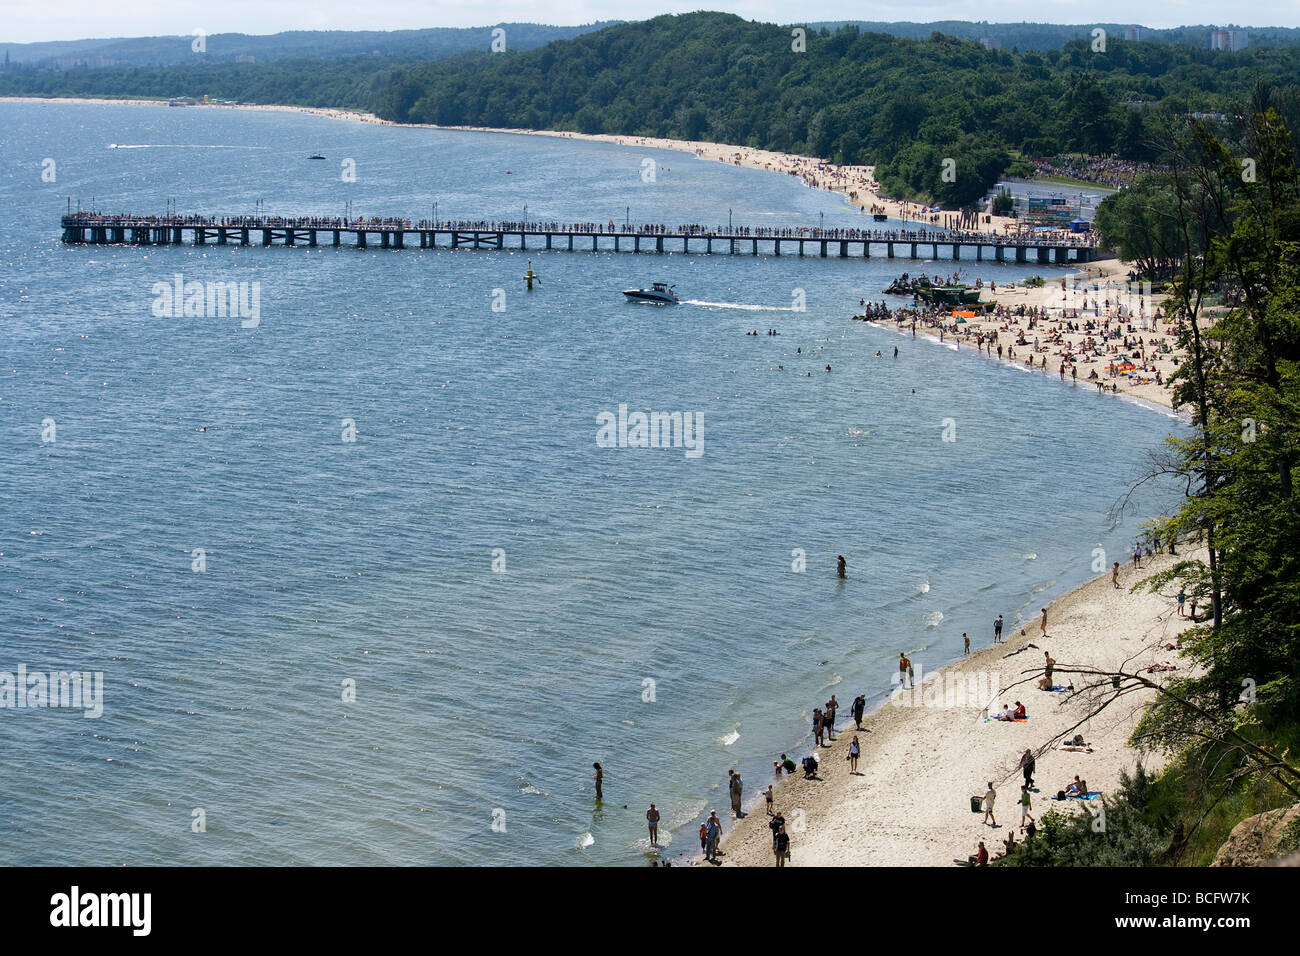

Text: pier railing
xmin=60 ymin=214 xmax=1105 ymax=264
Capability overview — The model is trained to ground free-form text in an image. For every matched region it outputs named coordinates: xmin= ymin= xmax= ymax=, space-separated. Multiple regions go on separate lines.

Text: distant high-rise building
xmin=1124 ymin=26 xmax=1141 ymax=42
xmin=1210 ymin=28 xmax=1248 ymax=51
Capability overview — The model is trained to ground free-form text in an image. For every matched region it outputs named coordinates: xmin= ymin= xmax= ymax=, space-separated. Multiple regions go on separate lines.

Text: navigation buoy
xmin=524 ymin=260 xmax=539 ymax=291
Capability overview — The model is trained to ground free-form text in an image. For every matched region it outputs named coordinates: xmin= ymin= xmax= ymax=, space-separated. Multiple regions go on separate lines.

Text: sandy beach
xmin=7 ymin=96 xmax=1184 ymax=411
xmin=712 ymin=550 xmax=1195 ymax=867
xmin=10 ymin=94 xmax=1198 ymax=870
xmin=864 ymin=259 xmax=1185 ymax=411
xmin=4 ymin=95 xmax=1020 ymax=232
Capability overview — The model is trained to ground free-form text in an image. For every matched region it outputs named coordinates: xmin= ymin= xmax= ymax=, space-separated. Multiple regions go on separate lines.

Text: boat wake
xmin=108 ymin=144 xmax=270 ymax=150
xmin=680 ymin=300 xmax=799 ymax=311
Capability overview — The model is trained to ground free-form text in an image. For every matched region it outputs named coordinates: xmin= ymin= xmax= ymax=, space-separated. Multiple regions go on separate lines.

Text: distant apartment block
xmin=1124 ymin=26 xmax=1141 ymax=42
xmin=1210 ymin=28 xmax=1249 ymax=51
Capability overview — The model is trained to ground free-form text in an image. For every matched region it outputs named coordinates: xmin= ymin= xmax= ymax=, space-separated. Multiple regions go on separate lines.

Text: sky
xmin=2 ymin=1 xmax=1297 ymax=44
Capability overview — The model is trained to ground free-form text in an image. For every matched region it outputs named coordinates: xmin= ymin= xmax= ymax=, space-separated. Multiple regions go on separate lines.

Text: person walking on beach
xmin=764 ymin=784 xmax=774 ymax=814
xmin=1019 ymin=785 xmax=1034 ymax=830
xmin=982 ymin=782 xmax=997 ymax=827
xmin=1040 ymin=607 xmax=1048 ymax=637
xmin=646 ymin=804 xmax=660 ymax=846
xmin=1113 ymin=561 xmax=1121 ymax=589
xmin=852 ymin=693 xmax=866 ymax=730
xmin=699 ymin=822 xmax=708 ymax=854
xmin=1020 ymin=748 xmax=1036 ymax=790
xmin=769 ymin=809 xmax=785 ymax=851
xmin=1132 ymin=543 xmax=1142 ymax=569
xmin=729 ymin=771 xmax=744 ymax=817
xmin=899 ymin=653 xmax=911 ymax=688
xmin=824 ymin=695 xmax=838 ymax=741
xmin=812 ymin=708 xmax=825 ymax=747
xmin=963 ymin=632 xmax=970 ymax=655
xmin=848 ymin=734 xmax=861 ymax=774
xmin=704 ymin=812 xmax=722 ymax=861
xmin=773 ymin=825 xmax=790 ymax=867
xmin=994 ymin=614 xmax=1003 ymax=643
xmin=1177 ymin=587 xmax=1186 ymax=617
xmin=592 ymin=762 xmax=603 ymax=801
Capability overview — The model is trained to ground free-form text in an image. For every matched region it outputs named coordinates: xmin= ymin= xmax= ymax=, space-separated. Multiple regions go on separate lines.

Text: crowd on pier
xmin=62 ymin=212 xmax=1100 ymax=247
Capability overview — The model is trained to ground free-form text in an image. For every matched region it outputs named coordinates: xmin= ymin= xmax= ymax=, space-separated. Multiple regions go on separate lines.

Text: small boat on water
xmin=308 ymin=154 xmax=326 ymax=160
xmin=623 ymin=281 xmax=678 ymax=305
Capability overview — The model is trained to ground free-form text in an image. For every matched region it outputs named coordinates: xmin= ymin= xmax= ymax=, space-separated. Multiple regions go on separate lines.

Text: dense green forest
xmin=373 ymin=14 xmax=1300 ymax=205
xmin=1004 ymin=97 xmax=1300 ymax=864
xmin=0 ymin=23 xmax=616 ymax=68
xmin=809 ymin=21 xmax=1300 ymax=52
xmin=6 ymin=18 xmax=1297 ymax=69
xmin=6 ymin=13 xmax=1300 ymax=205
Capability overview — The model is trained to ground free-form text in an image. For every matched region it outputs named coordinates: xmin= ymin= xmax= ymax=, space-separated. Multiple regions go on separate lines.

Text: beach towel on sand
xmin=1050 ymin=791 xmax=1101 ymax=801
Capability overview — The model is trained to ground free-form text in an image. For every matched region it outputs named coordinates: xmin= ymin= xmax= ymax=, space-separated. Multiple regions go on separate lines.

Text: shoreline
xmin=2 ymin=95 xmax=1030 ymax=234
xmin=860 ymin=255 xmax=1184 ymax=411
xmin=10 ymin=94 xmax=1193 ymax=869
xmin=706 ymin=550 xmax=1193 ymax=867
xmin=12 ymin=96 xmax=1183 ymax=412
xmin=866 ymin=293 xmax=1187 ymax=416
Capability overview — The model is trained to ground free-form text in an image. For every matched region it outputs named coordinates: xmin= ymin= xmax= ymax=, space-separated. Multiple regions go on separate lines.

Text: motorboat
xmin=308 ymin=154 xmax=326 ymax=160
xmin=622 ymin=281 xmax=678 ymax=305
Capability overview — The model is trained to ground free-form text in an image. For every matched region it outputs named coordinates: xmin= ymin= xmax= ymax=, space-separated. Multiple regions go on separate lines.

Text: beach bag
xmin=970 ymin=795 xmax=983 ymax=813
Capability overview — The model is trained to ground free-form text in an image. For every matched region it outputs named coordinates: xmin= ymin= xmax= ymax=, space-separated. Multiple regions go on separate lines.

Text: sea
xmin=0 ymin=101 xmax=1184 ymax=865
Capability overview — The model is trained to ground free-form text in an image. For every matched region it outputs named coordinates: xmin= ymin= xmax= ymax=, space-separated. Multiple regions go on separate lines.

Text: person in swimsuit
xmin=848 ymin=735 xmax=861 ymax=773
xmin=837 ymin=555 xmax=846 ymax=578
xmin=592 ymin=762 xmax=603 ymax=801
xmin=812 ymin=708 xmax=825 ymax=747
xmin=646 ymin=804 xmax=660 ymax=845
xmin=899 ymin=653 xmax=912 ymax=688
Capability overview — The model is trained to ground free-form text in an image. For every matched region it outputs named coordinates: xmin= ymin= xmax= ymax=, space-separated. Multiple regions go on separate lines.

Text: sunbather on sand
xmin=1062 ymin=775 xmax=1088 ymax=797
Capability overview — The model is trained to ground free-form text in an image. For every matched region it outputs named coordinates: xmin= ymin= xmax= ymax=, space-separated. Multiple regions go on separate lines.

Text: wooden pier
xmin=60 ymin=214 xmax=1105 ymax=264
